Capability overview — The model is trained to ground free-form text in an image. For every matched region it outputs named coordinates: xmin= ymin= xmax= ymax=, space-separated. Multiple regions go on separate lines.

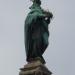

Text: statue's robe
xmin=24 ymin=5 xmax=51 ymax=63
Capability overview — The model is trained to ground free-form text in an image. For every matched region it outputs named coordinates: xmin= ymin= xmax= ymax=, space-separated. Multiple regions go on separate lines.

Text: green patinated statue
xmin=24 ymin=0 xmax=53 ymax=64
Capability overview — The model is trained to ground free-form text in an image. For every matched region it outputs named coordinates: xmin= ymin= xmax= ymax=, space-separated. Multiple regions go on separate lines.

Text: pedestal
xmin=19 ymin=61 xmax=52 ymax=75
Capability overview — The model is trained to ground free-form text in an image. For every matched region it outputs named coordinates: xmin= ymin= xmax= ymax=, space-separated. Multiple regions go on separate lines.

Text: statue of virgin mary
xmin=24 ymin=0 xmax=53 ymax=64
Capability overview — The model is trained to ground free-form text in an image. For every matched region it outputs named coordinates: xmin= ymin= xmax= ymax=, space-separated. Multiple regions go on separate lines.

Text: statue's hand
xmin=42 ymin=9 xmax=53 ymax=19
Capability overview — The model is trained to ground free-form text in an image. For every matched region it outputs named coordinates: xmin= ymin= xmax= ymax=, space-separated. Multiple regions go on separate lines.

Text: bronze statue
xmin=24 ymin=0 xmax=53 ymax=64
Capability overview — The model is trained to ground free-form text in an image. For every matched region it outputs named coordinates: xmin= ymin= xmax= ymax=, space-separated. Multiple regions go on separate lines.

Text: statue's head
xmin=30 ymin=0 xmax=41 ymax=5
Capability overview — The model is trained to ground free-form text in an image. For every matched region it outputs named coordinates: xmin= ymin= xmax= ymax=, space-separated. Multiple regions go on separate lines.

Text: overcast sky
xmin=0 ymin=0 xmax=75 ymax=75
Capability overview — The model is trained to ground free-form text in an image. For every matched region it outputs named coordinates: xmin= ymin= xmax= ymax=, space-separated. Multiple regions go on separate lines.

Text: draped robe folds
xmin=24 ymin=5 xmax=52 ymax=64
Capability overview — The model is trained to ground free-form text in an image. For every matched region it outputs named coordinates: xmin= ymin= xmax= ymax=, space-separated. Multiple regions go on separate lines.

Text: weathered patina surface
xmin=24 ymin=0 xmax=53 ymax=64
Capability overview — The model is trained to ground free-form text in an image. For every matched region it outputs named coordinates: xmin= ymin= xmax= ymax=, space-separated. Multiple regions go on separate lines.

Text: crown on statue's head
xmin=30 ymin=0 xmax=41 ymax=4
